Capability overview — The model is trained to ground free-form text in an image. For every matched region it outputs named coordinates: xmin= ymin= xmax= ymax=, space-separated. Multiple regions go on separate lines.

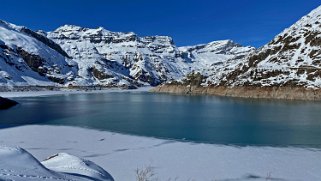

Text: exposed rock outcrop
xmin=152 ymin=85 xmax=321 ymax=100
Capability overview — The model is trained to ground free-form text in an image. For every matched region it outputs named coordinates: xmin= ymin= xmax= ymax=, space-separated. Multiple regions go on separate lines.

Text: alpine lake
xmin=2 ymin=91 xmax=321 ymax=148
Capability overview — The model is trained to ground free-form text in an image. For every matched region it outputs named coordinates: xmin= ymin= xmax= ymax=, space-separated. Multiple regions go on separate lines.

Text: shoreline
xmin=0 ymin=125 xmax=321 ymax=180
xmin=151 ymin=84 xmax=321 ymax=101
xmin=0 ymin=86 xmax=152 ymax=98
xmin=3 ymin=84 xmax=321 ymax=101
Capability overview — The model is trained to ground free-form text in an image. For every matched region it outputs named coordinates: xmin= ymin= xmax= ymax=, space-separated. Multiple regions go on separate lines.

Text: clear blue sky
xmin=0 ymin=0 xmax=320 ymax=47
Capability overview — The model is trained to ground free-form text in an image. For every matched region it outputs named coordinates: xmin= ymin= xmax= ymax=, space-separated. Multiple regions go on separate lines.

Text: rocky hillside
xmin=203 ymin=5 xmax=321 ymax=89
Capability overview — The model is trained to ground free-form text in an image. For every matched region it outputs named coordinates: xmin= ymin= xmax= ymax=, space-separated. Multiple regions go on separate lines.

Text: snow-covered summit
xmin=179 ymin=40 xmax=254 ymax=61
xmin=180 ymin=40 xmax=239 ymax=52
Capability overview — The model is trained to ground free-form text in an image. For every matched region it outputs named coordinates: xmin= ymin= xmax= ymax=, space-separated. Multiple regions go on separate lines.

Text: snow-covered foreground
xmin=0 ymin=126 xmax=320 ymax=181
xmin=0 ymin=86 xmax=152 ymax=98
xmin=0 ymin=146 xmax=114 ymax=181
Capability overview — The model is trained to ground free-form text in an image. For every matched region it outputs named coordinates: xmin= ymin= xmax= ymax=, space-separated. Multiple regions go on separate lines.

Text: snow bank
xmin=0 ymin=145 xmax=114 ymax=181
xmin=43 ymin=153 xmax=114 ymax=181
xmin=0 ymin=125 xmax=320 ymax=181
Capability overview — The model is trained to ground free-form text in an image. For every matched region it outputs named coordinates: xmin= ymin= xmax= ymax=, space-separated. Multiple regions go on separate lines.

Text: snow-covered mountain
xmin=204 ymin=5 xmax=321 ymax=88
xmin=0 ymin=20 xmax=77 ymax=87
xmin=47 ymin=25 xmax=183 ymax=86
xmin=0 ymin=19 xmax=254 ymax=89
xmin=0 ymin=21 xmax=253 ymax=87
xmin=47 ymin=26 xmax=254 ymax=87
xmin=2 ymin=5 xmax=321 ymax=90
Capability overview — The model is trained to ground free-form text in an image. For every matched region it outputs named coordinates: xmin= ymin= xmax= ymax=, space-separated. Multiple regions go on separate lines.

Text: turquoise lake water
xmin=1 ymin=92 xmax=321 ymax=147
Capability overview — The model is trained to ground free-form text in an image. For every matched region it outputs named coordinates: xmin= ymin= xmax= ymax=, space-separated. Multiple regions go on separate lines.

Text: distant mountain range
xmin=1 ymin=5 xmax=321 ymax=95
xmin=0 ymin=20 xmax=253 ymax=88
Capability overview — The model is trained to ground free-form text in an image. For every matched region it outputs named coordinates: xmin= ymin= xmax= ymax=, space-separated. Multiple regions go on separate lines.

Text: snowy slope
xmin=178 ymin=40 xmax=254 ymax=73
xmin=179 ymin=40 xmax=255 ymax=85
xmin=0 ymin=20 xmax=77 ymax=87
xmin=204 ymin=5 xmax=321 ymax=88
xmin=0 ymin=146 xmax=114 ymax=181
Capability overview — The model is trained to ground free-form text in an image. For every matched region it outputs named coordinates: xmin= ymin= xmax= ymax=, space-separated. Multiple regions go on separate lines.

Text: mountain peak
xmin=0 ymin=19 xmax=24 ymax=32
xmin=206 ymin=40 xmax=240 ymax=48
xmin=54 ymin=24 xmax=87 ymax=32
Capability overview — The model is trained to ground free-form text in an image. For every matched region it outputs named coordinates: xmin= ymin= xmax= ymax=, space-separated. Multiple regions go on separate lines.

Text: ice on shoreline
xmin=0 ymin=125 xmax=320 ymax=181
xmin=0 ymin=86 xmax=152 ymax=98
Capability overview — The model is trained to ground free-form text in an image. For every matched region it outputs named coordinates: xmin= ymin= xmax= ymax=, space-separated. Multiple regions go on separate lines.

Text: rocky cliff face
xmin=204 ymin=5 xmax=321 ymax=88
xmin=47 ymin=25 xmax=183 ymax=86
